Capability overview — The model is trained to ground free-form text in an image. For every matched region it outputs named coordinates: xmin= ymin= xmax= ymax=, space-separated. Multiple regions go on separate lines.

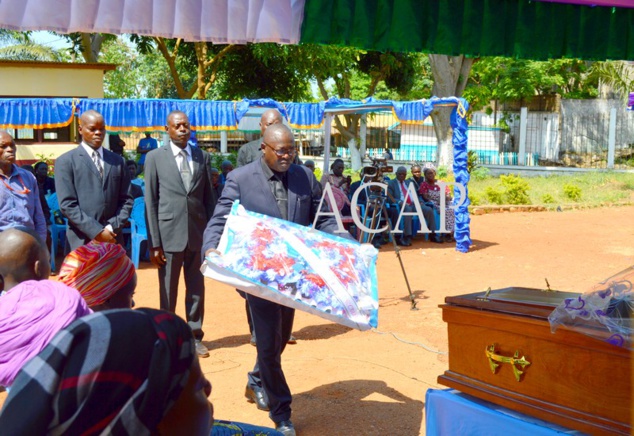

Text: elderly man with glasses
xmin=203 ymin=124 xmax=343 ymax=436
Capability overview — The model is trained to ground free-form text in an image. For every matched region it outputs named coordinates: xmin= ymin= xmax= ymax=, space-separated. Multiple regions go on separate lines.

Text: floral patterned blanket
xmin=202 ymin=201 xmax=379 ymax=330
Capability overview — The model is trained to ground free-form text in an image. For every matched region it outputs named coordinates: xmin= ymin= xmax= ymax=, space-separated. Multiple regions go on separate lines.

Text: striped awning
xmin=0 ymin=0 xmax=631 ymax=61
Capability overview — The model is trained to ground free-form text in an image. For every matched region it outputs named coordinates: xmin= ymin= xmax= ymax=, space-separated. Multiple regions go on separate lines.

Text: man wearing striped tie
xmin=144 ymin=111 xmax=216 ymax=358
xmin=55 ymin=110 xmax=133 ymax=251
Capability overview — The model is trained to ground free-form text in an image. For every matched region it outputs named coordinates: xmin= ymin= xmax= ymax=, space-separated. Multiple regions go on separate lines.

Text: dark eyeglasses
xmin=263 ymin=142 xmax=297 ymax=157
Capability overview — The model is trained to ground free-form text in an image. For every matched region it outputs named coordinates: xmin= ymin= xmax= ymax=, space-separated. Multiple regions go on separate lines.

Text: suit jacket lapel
xmin=189 ymin=147 xmax=202 ymax=192
xmin=163 ymin=146 xmax=187 ymax=192
xmin=102 ymin=149 xmax=113 ymax=182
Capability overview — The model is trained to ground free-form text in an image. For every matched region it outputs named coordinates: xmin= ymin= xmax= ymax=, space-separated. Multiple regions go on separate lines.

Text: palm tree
xmin=0 ymin=29 xmax=67 ymax=61
xmin=589 ymin=61 xmax=634 ymax=102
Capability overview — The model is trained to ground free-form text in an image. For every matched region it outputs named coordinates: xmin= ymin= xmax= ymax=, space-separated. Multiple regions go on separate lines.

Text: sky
xmin=30 ymin=31 xmax=71 ymax=49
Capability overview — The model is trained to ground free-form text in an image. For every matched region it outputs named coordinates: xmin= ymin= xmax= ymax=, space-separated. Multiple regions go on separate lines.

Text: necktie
xmin=400 ymin=181 xmax=411 ymax=205
xmin=179 ymin=150 xmax=192 ymax=191
xmin=271 ymin=175 xmax=288 ymax=221
xmin=92 ymin=151 xmax=103 ymax=180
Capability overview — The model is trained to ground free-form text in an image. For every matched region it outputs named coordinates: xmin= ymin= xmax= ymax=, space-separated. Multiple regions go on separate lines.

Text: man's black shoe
xmin=275 ymin=420 xmax=296 ymax=436
xmin=244 ymin=385 xmax=269 ymax=411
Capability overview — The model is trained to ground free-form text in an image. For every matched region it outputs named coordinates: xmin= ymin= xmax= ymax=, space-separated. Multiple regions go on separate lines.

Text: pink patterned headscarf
xmin=59 ymin=242 xmax=135 ymax=307
xmin=0 ymin=280 xmax=92 ymax=388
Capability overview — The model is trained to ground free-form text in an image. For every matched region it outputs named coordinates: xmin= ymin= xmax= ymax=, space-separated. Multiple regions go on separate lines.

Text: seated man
xmin=387 ymin=166 xmax=439 ymax=245
xmin=58 ymin=241 xmax=136 ymax=311
xmin=0 ymin=227 xmax=50 ymax=293
xmin=387 ymin=167 xmax=416 ymax=246
xmin=303 ymin=160 xmax=315 ymax=173
xmin=219 ymin=160 xmax=233 ymax=185
xmin=126 ymin=160 xmax=144 ymax=199
xmin=210 ymin=168 xmax=224 ymax=198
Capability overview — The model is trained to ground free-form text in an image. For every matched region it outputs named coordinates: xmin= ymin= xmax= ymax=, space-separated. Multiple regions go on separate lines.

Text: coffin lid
xmin=443 ymin=287 xmax=581 ymax=320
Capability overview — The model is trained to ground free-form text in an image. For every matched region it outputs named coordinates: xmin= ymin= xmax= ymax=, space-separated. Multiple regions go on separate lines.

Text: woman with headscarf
xmin=58 ymin=241 xmax=136 ymax=310
xmin=418 ymin=164 xmax=455 ymax=241
xmin=0 ymin=280 xmax=92 ymax=389
xmin=0 ymin=308 xmax=214 ymax=435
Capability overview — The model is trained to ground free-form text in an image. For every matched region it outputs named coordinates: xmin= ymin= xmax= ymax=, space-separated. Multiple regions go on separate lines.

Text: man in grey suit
xmin=144 ymin=110 xmax=216 ymax=358
xmin=236 ymin=109 xmax=284 ymax=167
xmin=55 ymin=110 xmax=133 ymax=251
xmin=202 ymin=124 xmax=342 ymax=436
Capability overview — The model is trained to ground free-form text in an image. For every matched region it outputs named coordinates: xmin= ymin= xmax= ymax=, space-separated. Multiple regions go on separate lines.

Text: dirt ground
xmin=2 ymin=206 xmax=634 ymax=434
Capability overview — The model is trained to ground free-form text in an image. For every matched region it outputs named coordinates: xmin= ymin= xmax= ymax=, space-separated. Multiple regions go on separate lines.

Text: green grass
xmin=468 ymin=172 xmax=634 ymax=208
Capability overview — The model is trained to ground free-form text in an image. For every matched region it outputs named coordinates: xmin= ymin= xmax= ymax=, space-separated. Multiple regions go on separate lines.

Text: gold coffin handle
xmin=485 ymin=344 xmax=531 ymax=382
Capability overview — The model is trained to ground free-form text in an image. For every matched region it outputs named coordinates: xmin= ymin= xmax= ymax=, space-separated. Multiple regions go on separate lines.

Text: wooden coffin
xmin=437 ymin=287 xmax=632 ymax=435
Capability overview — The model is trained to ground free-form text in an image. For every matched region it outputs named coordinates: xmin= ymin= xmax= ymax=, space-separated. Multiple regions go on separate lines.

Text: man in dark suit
xmin=55 ymin=110 xmax=133 ymax=251
xmin=387 ymin=166 xmax=437 ymax=246
xmin=145 ymin=110 xmax=216 ymax=358
xmin=236 ymin=108 xmax=297 ymax=346
xmin=203 ymin=124 xmax=342 ymax=436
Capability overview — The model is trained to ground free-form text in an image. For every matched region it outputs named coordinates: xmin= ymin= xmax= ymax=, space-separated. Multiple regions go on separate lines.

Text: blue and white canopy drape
xmin=0 ymin=96 xmax=471 ymax=252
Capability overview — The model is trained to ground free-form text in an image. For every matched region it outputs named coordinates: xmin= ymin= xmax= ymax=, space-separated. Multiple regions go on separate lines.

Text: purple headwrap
xmin=0 ymin=280 xmax=92 ymax=387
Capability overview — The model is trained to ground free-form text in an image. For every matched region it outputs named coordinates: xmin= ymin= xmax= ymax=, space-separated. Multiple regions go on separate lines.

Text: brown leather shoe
xmin=195 ymin=340 xmax=210 ymax=358
xmin=287 ymin=335 xmax=297 ymax=345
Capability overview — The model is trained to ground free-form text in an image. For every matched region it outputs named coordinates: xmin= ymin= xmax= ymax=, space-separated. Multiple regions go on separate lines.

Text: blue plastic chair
xmin=131 ymin=178 xmax=145 ymax=192
xmin=46 ymin=193 xmax=68 ymax=272
xmin=410 ymin=202 xmax=442 ymax=241
xmin=128 ymin=197 xmax=148 ymax=269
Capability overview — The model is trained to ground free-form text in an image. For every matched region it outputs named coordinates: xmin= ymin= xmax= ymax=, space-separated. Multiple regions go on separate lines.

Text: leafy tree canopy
xmin=463 ymin=57 xmax=599 ymax=111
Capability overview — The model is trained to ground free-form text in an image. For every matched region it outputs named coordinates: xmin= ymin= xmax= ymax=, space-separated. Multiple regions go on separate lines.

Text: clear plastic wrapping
xmin=548 ymin=266 xmax=633 ymax=349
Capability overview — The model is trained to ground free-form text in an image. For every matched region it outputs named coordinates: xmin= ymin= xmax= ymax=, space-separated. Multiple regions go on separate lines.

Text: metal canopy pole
xmin=323 ymin=113 xmax=333 ymax=174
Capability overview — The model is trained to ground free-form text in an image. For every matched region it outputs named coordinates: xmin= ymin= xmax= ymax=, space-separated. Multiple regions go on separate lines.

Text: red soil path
xmin=2 ymin=205 xmax=633 ymax=435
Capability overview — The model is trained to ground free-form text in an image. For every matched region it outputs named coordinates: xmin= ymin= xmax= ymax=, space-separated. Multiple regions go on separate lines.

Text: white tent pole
xmin=323 ymin=113 xmax=333 ymax=174
xmin=220 ymin=130 xmax=228 ymax=154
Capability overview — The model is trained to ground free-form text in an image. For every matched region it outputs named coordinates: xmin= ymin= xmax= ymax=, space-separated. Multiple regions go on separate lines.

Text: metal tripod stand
xmin=357 ymin=192 xmax=418 ymax=310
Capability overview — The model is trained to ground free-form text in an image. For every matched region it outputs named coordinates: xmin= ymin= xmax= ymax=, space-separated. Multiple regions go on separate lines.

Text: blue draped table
xmin=425 ymin=389 xmax=581 ymax=435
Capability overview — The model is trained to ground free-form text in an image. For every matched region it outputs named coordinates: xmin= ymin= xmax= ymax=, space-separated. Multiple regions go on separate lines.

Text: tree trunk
xmin=348 ymin=137 xmax=362 ymax=170
xmin=428 ymin=54 xmax=474 ymax=169
xmin=333 ymin=114 xmax=362 ymax=171
xmin=80 ymin=33 xmax=105 ymax=63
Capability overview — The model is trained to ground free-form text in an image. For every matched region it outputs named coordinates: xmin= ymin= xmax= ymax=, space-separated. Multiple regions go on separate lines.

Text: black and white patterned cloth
xmin=0 ymin=308 xmax=195 ymax=435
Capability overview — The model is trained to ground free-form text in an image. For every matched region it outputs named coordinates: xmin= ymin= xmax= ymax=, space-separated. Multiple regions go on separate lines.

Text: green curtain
xmin=300 ymin=0 xmax=634 ymax=61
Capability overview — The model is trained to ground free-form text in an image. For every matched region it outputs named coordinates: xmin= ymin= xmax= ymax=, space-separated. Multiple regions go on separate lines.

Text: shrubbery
xmin=563 ymin=183 xmax=582 ymax=201
xmin=485 ymin=187 xmax=504 ymax=205
xmin=500 ymin=174 xmax=531 ymax=205
xmin=471 ymin=166 xmax=491 ymax=181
